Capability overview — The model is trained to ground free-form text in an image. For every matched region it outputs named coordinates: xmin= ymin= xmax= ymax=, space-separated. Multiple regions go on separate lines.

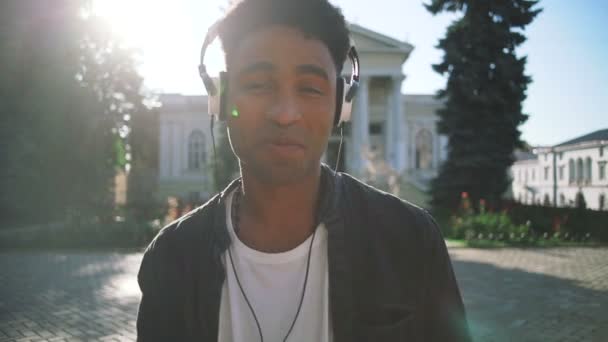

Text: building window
xmin=415 ymin=129 xmax=433 ymax=170
xmin=518 ymin=169 xmax=521 ymax=183
xmin=544 ymin=166 xmax=549 ymax=181
xmin=577 ymin=158 xmax=584 ymax=182
xmin=600 ymin=194 xmax=606 ymax=211
xmin=189 ymin=191 xmax=201 ymax=203
xmin=188 ymin=130 xmax=206 ymax=170
xmin=369 ymin=123 xmax=383 ymax=135
xmin=569 ymin=159 xmax=575 ymax=183
xmin=559 ymin=193 xmax=565 ymax=206
xmin=600 ymin=163 xmax=606 ymax=180
xmin=601 ymin=146 xmax=604 ymax=157
xmin=585 ymin=157 xmax=592 ymax=182
xmin=559 ymin=166 xmax=564 ymax=181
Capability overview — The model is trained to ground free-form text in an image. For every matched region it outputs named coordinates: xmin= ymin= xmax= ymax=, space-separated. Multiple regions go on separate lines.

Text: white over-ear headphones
xmin=198 ymin=20 xmax=360 ymax=127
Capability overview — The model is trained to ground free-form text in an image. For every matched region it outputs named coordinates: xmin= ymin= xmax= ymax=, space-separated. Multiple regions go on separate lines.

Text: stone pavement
xmin=1 ymin=247 xmax=607 ymax=341
xmin=0 ymin=251 xmax=142 ymax=342
xmin=449 ymin=247 xmax=608 ymax=342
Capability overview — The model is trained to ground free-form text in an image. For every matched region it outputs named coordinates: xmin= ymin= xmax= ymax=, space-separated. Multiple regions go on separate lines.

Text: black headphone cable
xmin=228 ymin=185 xmax=317 ymax=342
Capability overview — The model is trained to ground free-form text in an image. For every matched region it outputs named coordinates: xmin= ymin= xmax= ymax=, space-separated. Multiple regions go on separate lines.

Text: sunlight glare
xmin=92 ymin=0 xmax=175 ymax=49
xmin=92 ymin=0 xmax=225 ymax=94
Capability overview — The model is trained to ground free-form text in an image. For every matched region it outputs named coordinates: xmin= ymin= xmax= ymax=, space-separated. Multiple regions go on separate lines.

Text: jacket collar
xmin=211 ymin=162 xmax=340 ymax=249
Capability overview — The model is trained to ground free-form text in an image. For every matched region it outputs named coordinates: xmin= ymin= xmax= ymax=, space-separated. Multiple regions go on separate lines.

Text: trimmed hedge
xmin=505 ymin=202 xmax=608 ymax=242
xmin=451 ymin=211 xmax=530 ymax=241
xmin=0 ymin=220 xmax=160 ymax=249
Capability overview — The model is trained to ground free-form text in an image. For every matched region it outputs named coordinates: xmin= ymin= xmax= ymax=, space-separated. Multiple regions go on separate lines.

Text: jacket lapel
xmin=320 ymin=166 xmax=355 ymax=342
xmin=197 ymin=179 xmax=241 ymax=341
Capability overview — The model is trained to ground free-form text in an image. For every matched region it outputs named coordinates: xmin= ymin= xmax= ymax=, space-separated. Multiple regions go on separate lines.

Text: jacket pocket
xmin=357 ymin=304 xmax=417 ymax=341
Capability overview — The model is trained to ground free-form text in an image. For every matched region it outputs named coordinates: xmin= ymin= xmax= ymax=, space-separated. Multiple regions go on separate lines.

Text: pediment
xmin=349 ymin=23 xmax=414 ymax=55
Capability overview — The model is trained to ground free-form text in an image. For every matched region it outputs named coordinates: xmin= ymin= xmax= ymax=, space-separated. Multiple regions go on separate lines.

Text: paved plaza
xmin=1 ymin=247 xmax=607 ymax=341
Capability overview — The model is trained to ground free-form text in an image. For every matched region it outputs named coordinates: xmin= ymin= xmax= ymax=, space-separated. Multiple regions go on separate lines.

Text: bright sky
xmin=95 ymin=0 xmax=607 ymax=146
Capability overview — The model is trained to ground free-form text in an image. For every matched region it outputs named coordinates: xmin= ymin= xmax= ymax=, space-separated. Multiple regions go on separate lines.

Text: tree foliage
xmin=127 ymin=106 xmax=160 ymax=221
xmin=0 ymin=0 xmax=153 ymax=226
xmin=426 ymin=0 xmax=542 ymax=212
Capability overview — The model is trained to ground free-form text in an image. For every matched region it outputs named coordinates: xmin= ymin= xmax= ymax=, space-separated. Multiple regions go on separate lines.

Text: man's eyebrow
xmin=295 ymin=64 xmax=329 ymax=81
xmin=237 ymin=61 xmax=275 ymax=78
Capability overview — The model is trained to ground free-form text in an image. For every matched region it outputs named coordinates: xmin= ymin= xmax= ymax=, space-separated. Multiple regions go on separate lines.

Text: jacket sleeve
xmin=423 ymin=212 xmax=472 ymax=342
xmin=136 ymin=230 xmax=186 ymax=341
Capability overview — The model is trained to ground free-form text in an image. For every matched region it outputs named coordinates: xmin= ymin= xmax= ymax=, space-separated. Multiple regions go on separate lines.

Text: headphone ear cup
xmin=207 ymin=75 xmax=221 ymax=119
xmin=339 ymin=77 xmax=354 ymax=125
xmin=218 ymin=71 xmax=228 ymax=121
xmin=334 ymin=77 xmax=345 ymax=127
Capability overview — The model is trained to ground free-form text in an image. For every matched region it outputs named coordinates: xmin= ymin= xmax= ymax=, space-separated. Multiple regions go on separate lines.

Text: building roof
xmin=349 ymin=23 xmax=414 ymax=55
xmin=159 ymin=94 xmax=207 ymax=113
xmin=556 ymin=128 xmax=608 ymax=147
xmin=514 ymin=149 xmax=537 ymax=162
xmin=403 ymin=94 xmax=444 ymax=105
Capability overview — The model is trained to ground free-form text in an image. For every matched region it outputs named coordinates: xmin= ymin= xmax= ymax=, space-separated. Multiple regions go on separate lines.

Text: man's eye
xmin=242 ymin=82 xmax=271 ymax=92
xmin=300 ymin=86 xmax=323 ymax=95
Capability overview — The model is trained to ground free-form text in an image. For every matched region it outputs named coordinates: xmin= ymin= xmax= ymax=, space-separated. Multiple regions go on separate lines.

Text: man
xmin=136 ymin=0 xmax=471 ymax=340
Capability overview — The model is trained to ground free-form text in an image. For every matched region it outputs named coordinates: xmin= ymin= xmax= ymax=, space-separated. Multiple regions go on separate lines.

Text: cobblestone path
xmin=1 ymin=247 xmax=607 ymax=341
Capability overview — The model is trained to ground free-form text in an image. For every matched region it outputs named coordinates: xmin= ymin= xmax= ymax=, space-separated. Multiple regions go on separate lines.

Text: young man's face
xmin=226 ymin=25 xmax=338 ymax=185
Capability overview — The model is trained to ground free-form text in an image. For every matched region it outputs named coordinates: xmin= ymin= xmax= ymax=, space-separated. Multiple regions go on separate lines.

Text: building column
xmin=171 ymin=123 xmax=180 ymax=177
xmin=433 ymin=130 xmax=440 ymax=170
xmin=181 ymin=124 xmax=187 ymax=174
xmin=350 ymin=76 xmax=370 ymax=176
xmin=385 ymin=79 xmax=395 ymax=167
xmin=391 ymin=75 xmax=406 ymax=172
xmin=408 ymin=124 xmax=415 ymax=170
xmin=159 ymin=120 xmax=169 ymax=179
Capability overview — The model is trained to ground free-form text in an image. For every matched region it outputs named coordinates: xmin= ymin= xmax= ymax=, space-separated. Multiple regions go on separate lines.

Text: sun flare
xmin=91 ymin=0 xmax=225 ymax=94
xmin=92 ymin=0 xmax=179 ymax=49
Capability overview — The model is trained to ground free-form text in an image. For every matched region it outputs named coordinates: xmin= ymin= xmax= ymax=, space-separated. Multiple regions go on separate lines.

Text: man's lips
xmin=264 ymin=137 xmax=306 ymax=155
xmin=266 ymin=137 xmax=305 ymax=148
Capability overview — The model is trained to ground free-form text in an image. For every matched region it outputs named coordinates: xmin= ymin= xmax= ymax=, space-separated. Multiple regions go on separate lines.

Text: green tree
xmin=574 ymin=191 xmax=586 ymax=210
xmin=0 ymin=1 xmax=105 ymax=225
xmin=78 ymin=8 xmax=160 ymax=222
xmin=426 ymin=0 xmax=542 ymax=212
xmin=127 ymin=106 xmax=161 ymax=222
xmin=0 ymin=0 xmax=152 ymax=226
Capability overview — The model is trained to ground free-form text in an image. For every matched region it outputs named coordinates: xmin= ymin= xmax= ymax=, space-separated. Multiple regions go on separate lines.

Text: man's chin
xmin=245 ymin=159 xmax=319 ymax=186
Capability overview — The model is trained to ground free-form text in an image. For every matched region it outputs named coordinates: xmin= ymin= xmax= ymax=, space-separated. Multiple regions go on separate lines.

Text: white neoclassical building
xmin=157 ymin=24 xmax=447 ymax=202
xmin=511 ymin=129 xmax=608 ymax=210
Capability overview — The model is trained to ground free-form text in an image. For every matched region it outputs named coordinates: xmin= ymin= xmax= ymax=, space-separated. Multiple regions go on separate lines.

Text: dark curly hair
xmin=217 ymin=0 xmax=351 ymax=75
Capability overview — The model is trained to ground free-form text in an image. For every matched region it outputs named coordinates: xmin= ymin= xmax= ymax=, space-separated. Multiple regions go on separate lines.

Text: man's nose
xmin=266 ymin=90 xmax=302 ymax=126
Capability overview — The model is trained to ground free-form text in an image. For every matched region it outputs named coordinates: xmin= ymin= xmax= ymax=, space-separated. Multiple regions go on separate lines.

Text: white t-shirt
xmin=218 ymin=189 xmax=333 ymax=342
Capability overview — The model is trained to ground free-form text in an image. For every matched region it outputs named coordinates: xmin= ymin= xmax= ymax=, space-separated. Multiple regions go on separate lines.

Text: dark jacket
xmin=137 ymin=165 xmax=471 ymax=341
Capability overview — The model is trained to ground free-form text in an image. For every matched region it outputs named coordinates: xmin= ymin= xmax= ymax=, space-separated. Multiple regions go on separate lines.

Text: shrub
xmin=451 ymin=211 xmax=530 ymax=242
xmin=506 ymin=202 xmax=608 ymax=242
xmin=0 ymin=219 xmax=161 ymax=249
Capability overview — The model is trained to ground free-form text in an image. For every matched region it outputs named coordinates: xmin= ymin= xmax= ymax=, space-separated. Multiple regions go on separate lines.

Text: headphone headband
xmin=198 ymin=20 xmax=360 ymax=125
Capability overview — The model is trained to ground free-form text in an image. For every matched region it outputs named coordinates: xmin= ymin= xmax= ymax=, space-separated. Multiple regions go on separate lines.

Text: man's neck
xmin=236 ymin=166 xmax=322 ymax=253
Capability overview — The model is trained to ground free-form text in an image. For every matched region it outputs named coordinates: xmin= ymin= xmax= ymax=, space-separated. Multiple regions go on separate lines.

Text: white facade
xmin=511 ymin=130 xmax=608 ymax=210
xmin=158 ymin=95 xmax=215 ymax=201
xmin=157 ymin=24 xmax=447 ymax=201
